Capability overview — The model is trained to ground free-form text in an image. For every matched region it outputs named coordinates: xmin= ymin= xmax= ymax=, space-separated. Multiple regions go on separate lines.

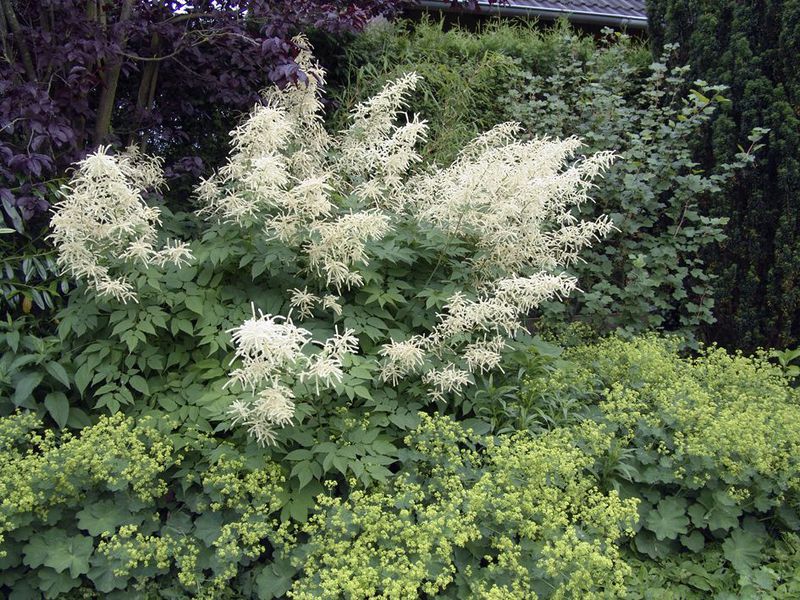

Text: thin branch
xmin=119 ymin=28 xmax=258 ymax=63
xmin=118 ymin=45 xmax=187 ymax=62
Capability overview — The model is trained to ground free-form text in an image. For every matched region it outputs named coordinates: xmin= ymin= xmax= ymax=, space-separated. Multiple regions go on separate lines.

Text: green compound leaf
xmin=185 ymin=295 xmax=205 ymax=315
xmin=12 ymin=371 xmax=43 ymax=406
xmin=88 ymin=553 xmax=129 ymax=593
xmin=21 ymin=534 xmax=49 ymax=569
xmin=688 ymin=489 xmax=742 ymax=532
xmin=255 ymin=561 xmax=294 ymax=599
xmin=680 ymin=530 xmax=706 ymax=552
xmin=722 ymin=528 xmax=766 ymax=574
xmin=633 ymin=530 xmax=675 ymax=560
xmin=44 ymin=361 xmax=70 ymax=388
xmin=128 ymin=374 xmax=150 ymax=396
xmin=645 ymin=496 xmax=689 ymax=540
xmin=44 ymin=391 xmax=69 ymax=428
xmin=193 ymin=512 xmax=224 ymax=545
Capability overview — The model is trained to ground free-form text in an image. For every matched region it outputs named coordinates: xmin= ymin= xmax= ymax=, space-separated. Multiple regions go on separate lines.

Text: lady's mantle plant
xmin=51 ymin=37 xmax=615 ymax=446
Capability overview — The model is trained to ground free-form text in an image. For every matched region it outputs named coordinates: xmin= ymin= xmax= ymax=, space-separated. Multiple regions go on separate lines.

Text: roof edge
xmin=417 ymin=1 xmax=649 ymax=30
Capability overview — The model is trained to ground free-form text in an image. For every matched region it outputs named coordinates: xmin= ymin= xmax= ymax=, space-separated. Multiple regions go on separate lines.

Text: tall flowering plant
xmin=52 ymin=37 xmax=615 ymax=445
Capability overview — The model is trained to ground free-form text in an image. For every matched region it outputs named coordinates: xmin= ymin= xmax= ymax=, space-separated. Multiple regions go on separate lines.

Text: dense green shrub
xmin=0 ymin=221 xmax=69 ymax=318
xmin=625 ymin=533 xmax=800 ymax=598
xmin=3 ymin=333 xmax=800 ymax=598
xmin=327 ymin=18 xmax=595 ymax=163
xmin=525 ymin=335 xmax=800 ymax=595
xmin=647 ymin=0 xmax=800 ymax=352
xmin=0 ymin=411 xmax=295 ymax=599
xmin=3 ymin=19 xmax=798 ymax=600
xmin=507 ymin=39 xmax=762 ymax=341
xmin=3 ymin=36 xmax=614 ymax=536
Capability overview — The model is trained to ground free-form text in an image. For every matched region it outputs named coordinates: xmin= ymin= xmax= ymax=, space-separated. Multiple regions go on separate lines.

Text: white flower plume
xmin=226 ymin=305 xmax=359 ymax=444
xmin=203 ymin=39 xmax=617 ymax=433
xmin=50 ymin=145 xmax=193 ymax=303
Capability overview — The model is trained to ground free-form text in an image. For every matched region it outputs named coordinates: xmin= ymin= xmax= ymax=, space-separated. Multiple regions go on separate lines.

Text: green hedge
xmin=647 ymin=0 xmax=800 ymax=352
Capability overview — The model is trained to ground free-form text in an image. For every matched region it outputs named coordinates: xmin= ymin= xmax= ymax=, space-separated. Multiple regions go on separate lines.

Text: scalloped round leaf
xmin=645 ymin=496 xmax=689 ymax=540
xmin=722 ymin=528 xmax=766 ymax=574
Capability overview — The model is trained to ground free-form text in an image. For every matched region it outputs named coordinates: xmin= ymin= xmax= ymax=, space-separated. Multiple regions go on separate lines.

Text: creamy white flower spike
xmin=306 ymin=210 xmax=392 ymax=291
xmin=226 ymin=307 xmax=313 ymax=391
xmin=226 ymin=305 xmax=359 ymax=444
xmin=321 ymin=294 xmax=343 ymax=316
xmin=406 ymin=130 xmax=616 ymax=277
xmin=422 ymin=365 xmax=472 ymax=402
xmin=196 ymin=35 xmax=332 ymax=227
xmin=378 ymin=338 xmax=425 ymax=384
xmin=289 ymin=287 xmax=319 ymax=320
xmin=463 ymin=336 xmax=508 ymax=374
xmin=50 ymin=145 xmax=192 ymax=302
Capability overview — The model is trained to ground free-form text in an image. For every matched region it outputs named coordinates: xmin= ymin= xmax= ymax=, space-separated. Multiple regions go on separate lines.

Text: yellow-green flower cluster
xmin=290 ymin=414 xmax=638 ymax=599
xmin=97 ymin=524 xmax=201 ymax=590
xmin=0 ymin=412 xmax=173 ymax=554
xmin=554 ymin=335 xmax=800 ymax=495
xmin=97 ymin=448 xmax=286 ymax=597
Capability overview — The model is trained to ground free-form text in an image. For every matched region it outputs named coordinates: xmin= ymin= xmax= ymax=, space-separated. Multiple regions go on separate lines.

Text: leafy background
xmin=1 ymin=2 xmax=800 ymax=599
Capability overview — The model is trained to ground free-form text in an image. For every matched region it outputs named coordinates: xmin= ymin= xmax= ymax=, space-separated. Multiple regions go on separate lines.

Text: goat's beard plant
xmin=52 ymin=36 xmax=615 ymax=445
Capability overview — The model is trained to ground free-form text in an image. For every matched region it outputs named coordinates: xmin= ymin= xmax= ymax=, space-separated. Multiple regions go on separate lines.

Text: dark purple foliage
xmin=0 ymin=0 xmax=411 ymax=222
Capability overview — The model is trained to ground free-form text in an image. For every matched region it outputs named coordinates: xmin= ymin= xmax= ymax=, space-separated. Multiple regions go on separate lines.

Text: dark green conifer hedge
xmin=647 ymin=0 xmax=800 ymax=351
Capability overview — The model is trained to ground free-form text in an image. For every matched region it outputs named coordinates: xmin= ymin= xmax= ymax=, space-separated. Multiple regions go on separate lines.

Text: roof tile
xmin=486 ymin=0 xmax=646 ymax=20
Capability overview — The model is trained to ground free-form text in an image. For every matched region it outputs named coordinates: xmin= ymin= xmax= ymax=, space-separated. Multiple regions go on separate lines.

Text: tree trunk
xmin=0 ymin=0 xmax=36 ymax=82
xmin=129 ymin=31 xmax=161 ymax=149
xmin=0 ymin=3 xmax=9 ymax=63
xmin=93 ymin=0 xmax=135 ymax=145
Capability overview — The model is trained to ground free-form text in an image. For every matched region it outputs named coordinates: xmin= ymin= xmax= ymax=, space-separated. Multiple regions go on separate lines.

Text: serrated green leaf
xmin=193 ymin=512 xmax=224 ymax=545
xmin=12 ymin=372 xmax=43 ymax=406
xmin=128 ymin=375 xmax=149 ymax=396
xmin=74 ymin=363 xmax=92 ymax=396
xmin=37 ymin=567 xmax=81 ymax=598
xmin=44 ymin=362 xmax=70 ymax=388
xmin=22 ymin=534 xmax=49 ymax=569
xmin=353 ymin=385 xmax=372 ymax=400
xmin=332 ymin=455 xmax=349 ymax=476
xmin=137 ymin=320 xmax=156 ymax=335
xmin=645 ymin=496 xmax=689 ymax=540
xmin=722 ymin=528 xmax=766 ymax=573
xmin=255 ymin=563 xmax=293 ymax=599
xmin=44 ymin=392 xmax=69 ymax=428
xmin=633 ymin=529 xmax=674 ymax=560
xmin=6 ymin=329 xmax=20 ymax=352
xmin=680 ymin=530 xmax=705 ymax=552
xmin=24 ymin=531 xmax=93 ymax=578
xmin=87 ymin=554 xmax=128 ymax=593
xmin=76 ymin=500 xmax=140 ymax=536
xmin=287 ymin=485 xmax=317 ymax=522
xmin=689 ymin=490 xmax=742 ymax=531
xmin=291 ymin=462 xmax=313 ymax=489
xmin=370 ymin=440 xmax=397 ymax=455
xmin=185 ymin=296 xmax=204 ymax=315
xmin=284 ymin=449 xmax=314 ymax=461
xmin=461 ymin=418 xmax=492 ymax=435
